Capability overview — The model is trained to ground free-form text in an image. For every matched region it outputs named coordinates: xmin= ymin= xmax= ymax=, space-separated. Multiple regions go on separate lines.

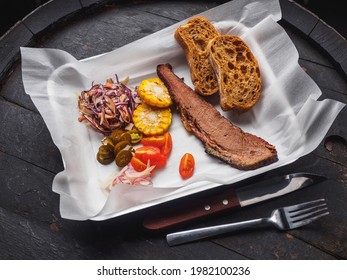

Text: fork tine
xmin=289 ymin=203 xmax=327 ymax=218
xmin=289 ymin=211 xmax=330 ymax=229
xmin=283 ymin=198 xmax=329 ymax=230
xmin=289 ymin=206 xmax=328 ymax=222
xmin=285 ymin=198 xmax=326 ymax=213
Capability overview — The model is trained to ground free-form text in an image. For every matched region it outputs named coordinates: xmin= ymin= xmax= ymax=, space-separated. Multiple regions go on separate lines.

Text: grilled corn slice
xmin=132 ymin=103 xmax=172 ymax=136
xmin=138 ymin=78 xmax=172 ymax=108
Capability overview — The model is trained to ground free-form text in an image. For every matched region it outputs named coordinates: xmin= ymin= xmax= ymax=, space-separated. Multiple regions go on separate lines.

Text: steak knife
xmin=142 ymin=173 xmax=326 ymax=230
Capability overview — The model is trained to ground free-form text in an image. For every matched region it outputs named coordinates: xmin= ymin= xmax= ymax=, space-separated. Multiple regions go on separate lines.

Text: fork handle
xmin=167 ymin=218 xmax=269 ymax=246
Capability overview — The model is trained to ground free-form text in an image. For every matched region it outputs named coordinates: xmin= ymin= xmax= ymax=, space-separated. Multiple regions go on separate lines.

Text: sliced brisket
xmin=157 ymin=63 xmax=278 ymax=170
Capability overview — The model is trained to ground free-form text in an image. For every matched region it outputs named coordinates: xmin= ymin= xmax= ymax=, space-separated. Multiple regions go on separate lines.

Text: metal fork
xmin=167 ymin=199 xmax=329 ymax=246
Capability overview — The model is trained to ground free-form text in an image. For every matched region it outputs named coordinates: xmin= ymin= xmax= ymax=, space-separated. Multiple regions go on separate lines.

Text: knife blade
xmin=142 ymin=173 xmax=326 ymax=230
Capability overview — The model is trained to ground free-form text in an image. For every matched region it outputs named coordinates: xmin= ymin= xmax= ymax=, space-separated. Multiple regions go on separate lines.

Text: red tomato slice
xmin=135 ymin=146 xmax=161 ymax=161
xmin=140 ymin=132 xmax=172 ymax=157
xmin=151 ymin=153 xmax=167 ymax=169
xmin=135 ymin=146 xmax=167 ymax=169
xmin=179 ymin=153 xmax=195 ymax=179
xmin=161 ymin=132 xmax=172 ymax=156
xmin=141 ymin=135 xmax=166 ymax=147
xmin=130 ymin=156 xmax=147 ymax=172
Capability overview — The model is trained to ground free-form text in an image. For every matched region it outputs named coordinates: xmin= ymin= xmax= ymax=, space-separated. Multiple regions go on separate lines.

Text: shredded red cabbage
xmin=78 ymin=76 xmax=142 ymax=135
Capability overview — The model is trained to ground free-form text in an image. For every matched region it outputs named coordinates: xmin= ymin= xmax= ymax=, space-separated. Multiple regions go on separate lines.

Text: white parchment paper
xmin=21 ymin=0 xmax=345 ymax=220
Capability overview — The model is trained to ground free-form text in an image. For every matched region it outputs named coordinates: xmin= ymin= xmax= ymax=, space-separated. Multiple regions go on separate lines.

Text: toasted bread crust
xmin=208 ymin=35 xmax=262 ymax=113
xmin=174 ymin=16 xmax=220 ymax=96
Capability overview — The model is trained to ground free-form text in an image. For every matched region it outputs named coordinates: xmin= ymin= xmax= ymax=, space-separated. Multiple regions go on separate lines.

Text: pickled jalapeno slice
xmin=115 ymin=150 xmax=133 ymax=167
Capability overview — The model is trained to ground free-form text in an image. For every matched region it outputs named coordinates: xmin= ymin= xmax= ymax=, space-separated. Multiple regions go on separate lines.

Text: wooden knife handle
xmin=143 ymin=188 xmax=241 ymax=230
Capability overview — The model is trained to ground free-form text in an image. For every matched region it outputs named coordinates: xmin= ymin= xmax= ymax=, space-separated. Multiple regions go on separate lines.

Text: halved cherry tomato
xmin=130 ymin=156 xmax=147 ymax=172
xmin=151 ymin=153 xmax=167 ymax=169
xmin=141 ymin=132 xmax=172 ymax=156
xmin=179 ymin=153 xmax=195 ymax=179
xmin=141 ymin=135 xmax=165 ymax=148
xmin=135 ymin=146 xmax=160 ymax=161
xmin=161 ymin=132 xmax=172 ymax=156
xmin=135 ymin=146 xmax=167 ymax=169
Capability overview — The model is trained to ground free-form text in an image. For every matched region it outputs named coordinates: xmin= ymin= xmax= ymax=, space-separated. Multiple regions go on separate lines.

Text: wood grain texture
xmin=0 ymin=0 xmax=346 ymax=259
xmin=309 ymin=20 xmax=347 ymax=78
xmin=0 ymin=22 xmax=34 ymax=84
xmin=143 ymin=188 xmax=241 ymax=230
xmin=279 ymin=0 xmax=319 ymax=36
xmin=0 ymin=99 xmax=64 ymax=173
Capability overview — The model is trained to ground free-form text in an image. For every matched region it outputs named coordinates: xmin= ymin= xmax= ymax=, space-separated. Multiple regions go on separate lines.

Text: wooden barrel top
xmin=0 ymin=0 xmax=346 ymax=259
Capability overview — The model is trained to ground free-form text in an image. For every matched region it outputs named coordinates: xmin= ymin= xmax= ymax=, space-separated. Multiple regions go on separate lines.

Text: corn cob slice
xmin=138 ymin=78 xmax=172 ymax=108
xmin=132 ymin=103 xmax=172 ymax=136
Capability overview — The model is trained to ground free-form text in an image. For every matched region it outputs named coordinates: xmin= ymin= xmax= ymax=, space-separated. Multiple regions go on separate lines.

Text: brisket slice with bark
xmin=157 ymin=64 xmax=278 ymax=170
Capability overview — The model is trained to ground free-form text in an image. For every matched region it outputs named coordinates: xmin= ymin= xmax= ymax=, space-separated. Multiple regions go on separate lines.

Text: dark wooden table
xmin=1 ymin=0 xmax=346 ymax=260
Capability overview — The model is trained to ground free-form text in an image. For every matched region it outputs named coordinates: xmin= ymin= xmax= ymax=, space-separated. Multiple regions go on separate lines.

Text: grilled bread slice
xmin=174 ymin=16 xmax=220 ymax=96
xmin=208 ymin=35 xmax=262 ymax=113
